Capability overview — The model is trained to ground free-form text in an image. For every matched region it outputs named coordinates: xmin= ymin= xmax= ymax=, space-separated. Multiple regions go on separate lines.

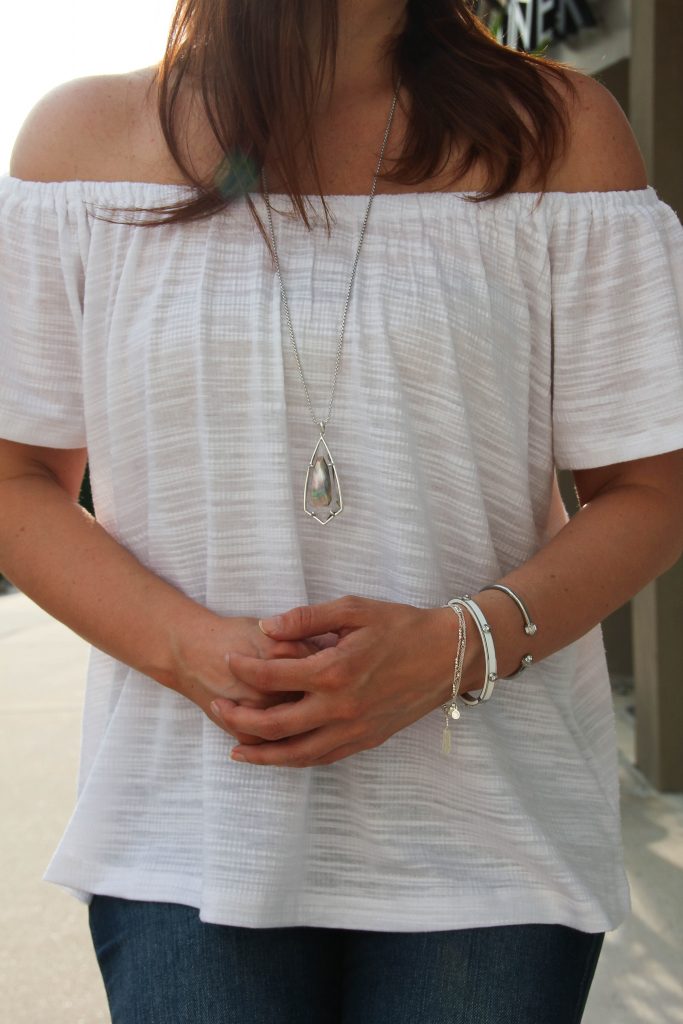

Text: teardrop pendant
xmin=304 ymin=430 xmax=343 ymax=524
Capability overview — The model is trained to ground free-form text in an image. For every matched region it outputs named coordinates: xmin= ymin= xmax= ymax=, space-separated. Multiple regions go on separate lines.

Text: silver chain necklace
xmin=261 ymin=79 xmax=402 ymax=524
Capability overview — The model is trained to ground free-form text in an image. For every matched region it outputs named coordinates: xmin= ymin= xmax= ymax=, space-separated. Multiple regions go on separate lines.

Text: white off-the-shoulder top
xmin=1 ymin=175 xmax=682 ymax=933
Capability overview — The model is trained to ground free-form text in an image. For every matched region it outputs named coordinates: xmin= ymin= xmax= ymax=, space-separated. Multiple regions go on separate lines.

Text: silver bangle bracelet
xmin=479 ymin=584 xmax=536 ymax=678
xmin=446 ymin=595 xmax=497 ymax=705
xmin=479 ymin=584 xmax=537 ymax=635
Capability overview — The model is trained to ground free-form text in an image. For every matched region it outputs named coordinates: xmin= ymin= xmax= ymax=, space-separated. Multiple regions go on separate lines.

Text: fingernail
xmin=211 ymin=699 xmax=235 ymax=717
xmin=231 ymin=751 xmax=246 ymax=762
xmin=259 ymin=616 xmax=283 ymax=634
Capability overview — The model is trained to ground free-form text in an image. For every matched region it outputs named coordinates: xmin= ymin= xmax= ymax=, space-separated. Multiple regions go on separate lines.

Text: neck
xmin=313 ymin=0 xmax=408 ymax=104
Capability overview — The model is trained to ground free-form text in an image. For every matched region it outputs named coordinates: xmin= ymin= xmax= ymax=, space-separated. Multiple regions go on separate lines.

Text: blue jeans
xmin=88 ymin=895 xmax=604 ymax=1024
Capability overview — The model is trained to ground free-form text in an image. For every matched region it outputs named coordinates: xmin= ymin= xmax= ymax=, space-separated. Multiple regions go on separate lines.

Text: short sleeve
xmin=548 ymin=187 xmax=683 ymax=471
xmin=0 ymin=176 xmax=90 ymax=448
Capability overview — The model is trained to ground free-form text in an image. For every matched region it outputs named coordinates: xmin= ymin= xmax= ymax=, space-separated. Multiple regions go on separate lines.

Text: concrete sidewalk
xmin=1 ymin=589 xmax=682 ymax=1023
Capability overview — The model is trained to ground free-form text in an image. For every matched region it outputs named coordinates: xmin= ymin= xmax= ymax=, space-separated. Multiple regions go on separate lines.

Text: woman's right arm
xmin=1 ymin=83 xmax=322 ymax=735
xmin=0 ymin=440 xmax=311 ymax=732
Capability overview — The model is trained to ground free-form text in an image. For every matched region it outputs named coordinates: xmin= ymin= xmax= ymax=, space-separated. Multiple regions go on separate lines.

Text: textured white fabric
xmin=1 ymin=174 xmax=682 ymax=933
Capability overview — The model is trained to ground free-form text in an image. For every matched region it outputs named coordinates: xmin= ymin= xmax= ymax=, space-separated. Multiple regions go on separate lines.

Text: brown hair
xmin=97 ymin=0 xmax=581 ymax=234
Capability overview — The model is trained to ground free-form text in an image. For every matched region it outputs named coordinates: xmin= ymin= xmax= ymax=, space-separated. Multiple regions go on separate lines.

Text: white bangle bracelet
xmin=446 ymin=595 xmax=498 ymax=705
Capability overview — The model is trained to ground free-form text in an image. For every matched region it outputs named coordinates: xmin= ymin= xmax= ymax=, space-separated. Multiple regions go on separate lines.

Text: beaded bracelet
xmin=440 ymin=601 xmax=466 ymax=755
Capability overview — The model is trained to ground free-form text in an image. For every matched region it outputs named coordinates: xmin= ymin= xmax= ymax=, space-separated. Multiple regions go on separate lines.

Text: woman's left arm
xmin=463 ymin=450 xmax=683 ymax=683
xmin=213 ymin=450 xmax=683 ymax=767
xmin=215 ymin=75 xmax=683 ymax=766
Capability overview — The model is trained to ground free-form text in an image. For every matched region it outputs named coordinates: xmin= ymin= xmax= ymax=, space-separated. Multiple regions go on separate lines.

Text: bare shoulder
xmin=9 ymin=67 xmax=170 ymax=184
xmin=541 ymin=67 xmax=648 ymax=192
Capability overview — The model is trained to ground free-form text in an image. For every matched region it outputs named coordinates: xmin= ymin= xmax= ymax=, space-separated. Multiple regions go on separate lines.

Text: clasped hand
xmin=211 ymin=596 xmax=457 ymax=768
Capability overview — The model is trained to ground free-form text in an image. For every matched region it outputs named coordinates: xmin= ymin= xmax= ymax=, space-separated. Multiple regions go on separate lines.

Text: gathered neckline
xmin=2 ymin=173 xmax=655 ymax=202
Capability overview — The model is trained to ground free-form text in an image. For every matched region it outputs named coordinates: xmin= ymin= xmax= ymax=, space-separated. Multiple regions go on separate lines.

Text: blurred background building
xmin=475 ymin=0 xmax=682 ymax=791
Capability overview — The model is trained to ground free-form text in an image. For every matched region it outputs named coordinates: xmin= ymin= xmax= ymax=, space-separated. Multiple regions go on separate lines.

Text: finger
xmin=230 ymin=724 xmax=350 ymax=768
xmin=270 ymin=639 xmax=318 ymax=659
xmin=309 ymin=632 xmax=340 ymax=650
xmin=218 ymin=694 xmax=325 ymax=741
xmin=228 ymin=647 xmax=334 ymax=693
xmin=209 ymin=701 xmax=266 ymax=746
xmin=258 ymin=595 xmax=367 ymax=641
xmin=232 ymin=731 xmax=267 ymax=746
xmin=313 ymin=741 xmax=368 ymax=766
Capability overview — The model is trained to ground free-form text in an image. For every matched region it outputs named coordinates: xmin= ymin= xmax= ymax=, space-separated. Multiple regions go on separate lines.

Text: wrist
xmin=428 ymin=605 xmax=463 ymax=704
xmin=434 ymin=589 xmax=529 ymax=701
xmin=155 ymin=595 xmax=223 ymax=690
xmin=428 ymin=604 xmax=485 ymax=703
xmin=470 ymin=588 xmax=535 ymax=681
xmin=430 ymin=583 xmax=539 ymax=707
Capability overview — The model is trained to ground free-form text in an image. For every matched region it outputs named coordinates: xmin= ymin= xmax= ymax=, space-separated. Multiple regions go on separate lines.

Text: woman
xmin=1 ymin=1 xmax=682 ymax=1021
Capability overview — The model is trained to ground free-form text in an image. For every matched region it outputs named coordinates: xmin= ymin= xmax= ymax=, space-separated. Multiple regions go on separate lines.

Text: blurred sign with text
xmin=476 ymin=0 xmax=599 ymax=52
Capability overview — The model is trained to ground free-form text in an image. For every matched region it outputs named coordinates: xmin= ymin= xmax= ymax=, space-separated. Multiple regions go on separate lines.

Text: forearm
xmin=0 ymin=474 xmax=207 ymax=687
xmin=189 ymin=474 xmax=683 ymax=766
xmin=453 ymin=482 xmax=683 ymax=690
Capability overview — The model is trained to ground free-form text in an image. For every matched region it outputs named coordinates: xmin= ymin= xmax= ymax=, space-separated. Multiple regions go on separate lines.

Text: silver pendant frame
xmin=304 ymin=432 xmax=343 ymax=525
